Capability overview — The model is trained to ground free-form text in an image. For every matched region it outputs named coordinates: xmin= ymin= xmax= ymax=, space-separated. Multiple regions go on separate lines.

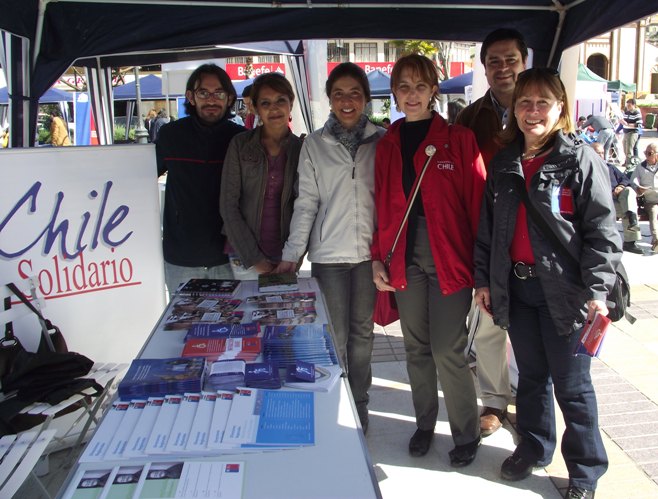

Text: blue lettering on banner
xmin=0 ymin=180 xmax=133 ymax=259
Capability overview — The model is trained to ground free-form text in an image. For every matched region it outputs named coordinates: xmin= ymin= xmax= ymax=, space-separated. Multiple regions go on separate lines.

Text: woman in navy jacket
xmin=473 ymin=68 xmax=622 ymax=499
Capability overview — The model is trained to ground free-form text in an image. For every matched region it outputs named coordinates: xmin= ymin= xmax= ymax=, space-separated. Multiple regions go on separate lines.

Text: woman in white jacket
xmin=276 ymin=63 xmax=385 ymax=433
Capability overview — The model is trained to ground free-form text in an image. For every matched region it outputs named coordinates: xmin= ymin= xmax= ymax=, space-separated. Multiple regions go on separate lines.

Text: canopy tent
xmin=577 ymin=63 xmax=608 ymax=83
xmin=367 ymin=70 xmax=391 ymax=98
xmin=576 ymin=63 xmax=636 ymax=93
xmin=607 ymin=79 xmax=636 ymax=93
xmin=1 ymin=1 xmax=656 ymax=146
xmin=0 ymin=85 xmax=72 ymax=103
xmin=439 ymin=71 xmax=473 ymax=94
xmin=113 ymin=74 xmax=181 ymax=101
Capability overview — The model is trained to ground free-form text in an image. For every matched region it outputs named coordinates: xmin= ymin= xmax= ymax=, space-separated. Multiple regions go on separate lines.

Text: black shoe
xmin=449 ymin=436 xmax=481 ymax=467
xmin=500 ymin=452 xmax=540 ymax=481
xmin=357 ymin=404 xmax=369 ymax=435
xmin=623 ymin=241 xmax=644 ymax=254
xmin=626 ymin=211 xmax=640 ymax=231
xmin=565 ymin=485 xmax=595 ymax=498
xmin=408 ymin=428 xmax=434 ymax=457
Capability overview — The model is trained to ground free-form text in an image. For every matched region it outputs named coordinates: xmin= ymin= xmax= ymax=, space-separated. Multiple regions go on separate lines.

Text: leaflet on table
xmin=163 ymin=296 xmax=243 ymax=331
xmin=185 ymin=392 xmax=217 ymax=452
xmin=205 ymin=360 xmax=246 ymax=391
xmin=144 ymin=395 xmax=183 ymax=455
xmin=62 ymin=461 xmax=244 ymax=499
xmin=80 ymin=400 xmax=130 ymax=462
xmin=262 ymin=324 xmax=339 ymax=367
xmin=124 ymin=397 xmax=165 ymax=458
xmin=574 ymin=312 xmax=611 ymax=357
xmin=118 ymin=357 xmax=205 ymax=400
xmin=164 ymin=393 xmax=200 ymax=453
xmin=251 ymin=306 xmax=316 ymax=326
xmin=184 ymin=322 xmax=259 ymax=342
xmin=222 ymin=388 xmax=315 ymax=448
xmin=283 ymin=364 xmax=343 ymax=393
xmin=176 ymin=278 xmax=241 ymax=297
xmin=105 ymin=399 xmax=148 ymax=460
xmin=258 ymin=272 xmax=299 ymax=293
xmin=245 ymin=292 xmax=316 ymax=309
xmin=181 ymin=337 xmax=261 ymax=362
xmin=206 ymin=391 xmax=235 ymax=451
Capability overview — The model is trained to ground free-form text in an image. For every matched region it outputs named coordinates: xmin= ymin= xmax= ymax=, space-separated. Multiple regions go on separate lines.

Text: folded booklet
xmin=574 ymin=312 xmax=611 ymax=357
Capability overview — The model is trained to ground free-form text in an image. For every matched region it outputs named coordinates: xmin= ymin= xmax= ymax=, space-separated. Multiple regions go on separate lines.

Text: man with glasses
xmin=156 ymin=64 xmax=244 ymax=297
xmin=456 ymin=28 xmax=528 ymax=437
xmin=631 ymin=143 xmax=658 ymax=252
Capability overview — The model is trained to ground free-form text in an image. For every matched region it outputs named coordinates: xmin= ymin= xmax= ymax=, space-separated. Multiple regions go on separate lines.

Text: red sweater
xmin=372 ymin=113 xmax=487 ymax=295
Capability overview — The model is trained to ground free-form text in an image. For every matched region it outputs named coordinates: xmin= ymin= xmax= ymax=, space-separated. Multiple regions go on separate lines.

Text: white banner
xmin=0 ymin=145 xmax=166 ymax=362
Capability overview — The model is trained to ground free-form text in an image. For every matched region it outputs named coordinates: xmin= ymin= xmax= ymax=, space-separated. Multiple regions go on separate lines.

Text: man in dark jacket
xmin=156 ymin=64 xmax=244 ymax=297
xmin=455 ymin=28 xmax=528 ymax=437
xmin=591 ymin=143 xmax=642 ymax=254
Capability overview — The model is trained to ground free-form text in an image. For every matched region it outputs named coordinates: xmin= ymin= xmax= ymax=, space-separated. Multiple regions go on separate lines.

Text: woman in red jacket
xmin=372 ymin=54 xmax=487 ymax=467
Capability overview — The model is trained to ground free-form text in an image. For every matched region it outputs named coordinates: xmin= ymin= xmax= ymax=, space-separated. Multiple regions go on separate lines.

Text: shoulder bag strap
xmin=5 ymin=283 xmax=55 ymax=351
xmin=384 ymin=144 xmax=438 ymax=266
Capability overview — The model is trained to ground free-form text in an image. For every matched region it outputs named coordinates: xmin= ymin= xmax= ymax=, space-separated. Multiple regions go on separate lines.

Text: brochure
xmin=575 ymin=311 xmax=611 ymax=357
xmin=258 ymin=272 xmax=299 ymax=293
xmin=118 ymin=357 xmax=205 ymax=400
xmin=177 ymin=278 xmax=241 ymax=297
xmin=163 ymin=296 xmax=243 ymax=331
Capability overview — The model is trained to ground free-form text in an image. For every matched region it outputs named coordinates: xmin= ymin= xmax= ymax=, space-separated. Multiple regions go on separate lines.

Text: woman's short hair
xmin=325 ymin=62 xmax=371 ymax=102
xmin=390 ymin=54 xmax=439 ymax=108
xmin=251 ymin=73 xmax=295 ymax=107
xmin=184 ymin=63 xmax=236 ymax=116
xmin=500 ymin=67 xmax=573 ymax=148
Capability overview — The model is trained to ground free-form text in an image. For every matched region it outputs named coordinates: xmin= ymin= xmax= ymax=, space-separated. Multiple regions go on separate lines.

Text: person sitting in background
xmin=591 ymin=142 xmax=642 ymax=254
xmin=631 ymin=143 xmax=658 ymax=253
xmin=576 ymin=116 xmax=587 ymax=130
xmin=584 ymin=114 xmax=615 ymax=161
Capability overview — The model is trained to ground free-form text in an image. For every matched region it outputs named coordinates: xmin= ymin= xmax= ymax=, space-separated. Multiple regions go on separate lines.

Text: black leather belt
xmin=513 ymin=262 xmax=537 ymax=280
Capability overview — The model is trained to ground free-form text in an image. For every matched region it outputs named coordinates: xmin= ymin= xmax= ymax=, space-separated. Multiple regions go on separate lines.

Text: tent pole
xmin=133 ymin=67 xmax=149 ymax=143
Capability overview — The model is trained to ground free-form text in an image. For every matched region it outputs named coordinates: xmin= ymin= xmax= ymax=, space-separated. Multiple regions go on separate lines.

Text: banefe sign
xmin=327 ymin=62 xmax=395 ymax=75
xmin=225 ymin=63 xmax=286 ymax=80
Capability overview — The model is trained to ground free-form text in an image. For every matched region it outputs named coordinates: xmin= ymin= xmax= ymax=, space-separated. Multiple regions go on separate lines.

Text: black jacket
xmin=474 ymin=132 xmax=622 ymax=335
xmin=156 ymin=115 xmax=245 ymax=267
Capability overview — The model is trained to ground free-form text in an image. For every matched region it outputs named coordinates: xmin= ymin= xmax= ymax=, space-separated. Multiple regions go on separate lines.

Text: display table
xmin=57 ymin=278 xmax=381 ymax=499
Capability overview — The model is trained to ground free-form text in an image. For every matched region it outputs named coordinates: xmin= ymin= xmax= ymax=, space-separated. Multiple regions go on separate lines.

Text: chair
xmin=0 ymin=430 xmax=57 ymax=498
xmin=1 ymin=278 xmax=126 ymax=474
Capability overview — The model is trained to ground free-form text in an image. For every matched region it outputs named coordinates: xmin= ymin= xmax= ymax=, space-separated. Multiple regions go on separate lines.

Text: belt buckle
xmin=514 ymin=262 xmax=528 ymax=280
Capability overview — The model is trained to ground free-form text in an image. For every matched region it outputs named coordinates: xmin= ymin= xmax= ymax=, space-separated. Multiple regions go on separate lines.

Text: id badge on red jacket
xmin=551 ymin=184 xmax=574 ymax=215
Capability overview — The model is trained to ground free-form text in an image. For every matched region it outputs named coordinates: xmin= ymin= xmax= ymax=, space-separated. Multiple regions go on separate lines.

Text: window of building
xmin=354 ymin=42 xmax=377 ymax=62
xmin=328 ymin=42 xmax=350 ymax=62
xmin=384 ymin=42 xmax=399 ymax=62
xmin=587 ymin=53 xmax=609 ymax=80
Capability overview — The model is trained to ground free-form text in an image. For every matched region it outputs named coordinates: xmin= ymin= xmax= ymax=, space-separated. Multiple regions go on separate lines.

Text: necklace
xmin=521 ymin=151 xmax=537 ymax=160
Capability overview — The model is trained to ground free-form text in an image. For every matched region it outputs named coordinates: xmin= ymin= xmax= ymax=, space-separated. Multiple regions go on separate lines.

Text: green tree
xmin=388 ymin=40 xmax=452 ymax=81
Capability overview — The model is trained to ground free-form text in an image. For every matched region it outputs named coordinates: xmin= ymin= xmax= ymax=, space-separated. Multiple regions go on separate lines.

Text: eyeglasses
xmin=517 ymin=67 xmax=560 ymax=79
xmin=647 ymin=151 xmax=656 ymax=156
xmin=194 ymin=89 xmax=228 ymax=101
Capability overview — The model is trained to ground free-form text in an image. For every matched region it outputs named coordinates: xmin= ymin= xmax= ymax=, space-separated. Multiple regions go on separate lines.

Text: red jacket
xmin=372 ymin=113 xmax=486 ymax=295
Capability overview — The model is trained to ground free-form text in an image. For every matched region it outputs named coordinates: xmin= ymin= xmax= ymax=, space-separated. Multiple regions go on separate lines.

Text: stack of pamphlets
xmin=80 ymin=388 xmax=315 ymax=462
xmin=257 ymin=272 xmax=299 ymax=293
xmin=574 ymin=311 xmax=611 ymax=357
xmin=118 ymin=357 xmax=206 ymax=400
xmin=177 ymin=278 xmax=241 ymax=297
xmin=250 ymin=306 xmax=316 ymax=326
xmin=262 ymin=324 xmax=338 ymax=367
xmin=245 ymin=292 xmax=316 ymax=309
xmin=244 ymin=361 xmax=282 ymax=389
xmin=181 ymin=337 xmax=261 ymax=362
xmin=205 ymin=360 xmax=246 ymax=391
xmin=184 ymin=322 xmax=258 ymax=341
xmin=163 ymin=296 xmax=243 ymax=331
